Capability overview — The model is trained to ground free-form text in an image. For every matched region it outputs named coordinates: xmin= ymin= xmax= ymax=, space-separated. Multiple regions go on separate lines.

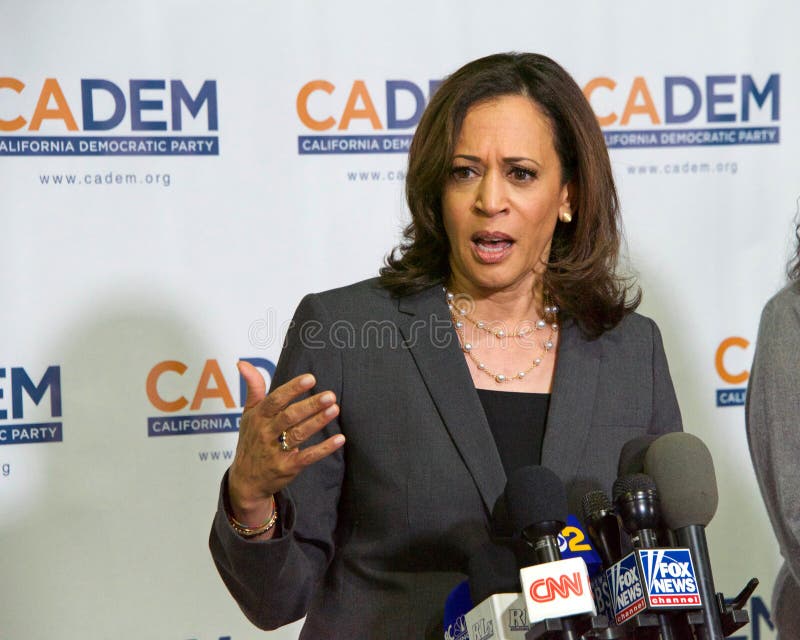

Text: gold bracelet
xmin=228 ymin=498 xmax=278 ymax=539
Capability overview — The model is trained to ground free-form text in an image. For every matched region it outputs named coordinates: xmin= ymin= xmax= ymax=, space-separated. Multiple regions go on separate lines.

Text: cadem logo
xmin=0 ymin=365 xmax=62 ymax=445
xmin=145 ymin=357 xmax=274 ymax=437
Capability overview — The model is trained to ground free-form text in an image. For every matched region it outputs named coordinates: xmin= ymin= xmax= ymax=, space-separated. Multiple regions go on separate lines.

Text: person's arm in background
xmin=747 ymin=287 xmax=800 ymax=596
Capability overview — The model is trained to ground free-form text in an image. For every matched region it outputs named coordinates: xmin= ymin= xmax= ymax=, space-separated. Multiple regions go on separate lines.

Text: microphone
xmin=617 ymin=435 xmax=658 ymax=477
xmin=505 ymin=465 xmax=567 ymax=564
xmin=581 ymin=490 xmax=623 ymax=568
xmin=612 ymin=473 xmax=661 ymax=549
xmin=645 ymin=432 xmax=724 ymax=640
xmin=611 ymin=474 xmax=686 ymax=640
xmin=617 ymin=436 xmax=679 ymax=547
xmin=580 ymin=490 xmax=623 ymax=626
xmin=464 ymin=542 xmax=529 ymax=640
xmin=505 ymin=466 xmax=596 ymax=636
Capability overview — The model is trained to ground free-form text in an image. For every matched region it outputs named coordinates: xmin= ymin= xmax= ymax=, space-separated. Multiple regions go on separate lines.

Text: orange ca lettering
xmin=715 ymin=337 xmax=750 ymax=385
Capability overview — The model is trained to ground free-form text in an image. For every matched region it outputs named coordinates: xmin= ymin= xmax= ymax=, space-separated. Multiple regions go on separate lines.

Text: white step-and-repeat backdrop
xmin=1 ymin=2 xmax=797 ymax=638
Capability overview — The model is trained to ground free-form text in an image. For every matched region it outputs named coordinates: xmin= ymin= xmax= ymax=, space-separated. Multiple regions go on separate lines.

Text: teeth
xmin=475 ymin=239 xmax=511 ymax=253
xmin=477 ymin=242 xmax=508 ymax=253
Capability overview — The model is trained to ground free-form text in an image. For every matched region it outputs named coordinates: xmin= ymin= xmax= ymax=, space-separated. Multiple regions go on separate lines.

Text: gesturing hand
xmin=227 ymin=360 xmax=344 ymax=523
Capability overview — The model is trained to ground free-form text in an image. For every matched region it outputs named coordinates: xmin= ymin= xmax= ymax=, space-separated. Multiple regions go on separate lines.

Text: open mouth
xmin=471 ymin=231 xmax=514 ymax=263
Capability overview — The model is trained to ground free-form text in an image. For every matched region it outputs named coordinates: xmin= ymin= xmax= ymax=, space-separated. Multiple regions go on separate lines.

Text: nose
xmin=474 ymin=170 xmax=508 ymax=216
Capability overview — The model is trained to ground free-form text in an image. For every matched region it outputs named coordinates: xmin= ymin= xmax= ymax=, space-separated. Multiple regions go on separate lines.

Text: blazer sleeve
xmin=209 ymin=293 xmax=344 ymax=630
xmin=746 ymin=290 xmax=800 ymax=587
xmin=648 ymin=317 xmax=683 ymax=435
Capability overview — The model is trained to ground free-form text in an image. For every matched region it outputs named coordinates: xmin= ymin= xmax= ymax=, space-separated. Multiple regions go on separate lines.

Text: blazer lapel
xmin=396 ymin=286 xmax=507 ymax=514
xmin=542 ymin=320 xmax=601 ymax=483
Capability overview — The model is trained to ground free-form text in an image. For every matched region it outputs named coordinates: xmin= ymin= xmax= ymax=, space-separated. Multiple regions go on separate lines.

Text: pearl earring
xmin=560 ymin=209 xmax=572 ymax=223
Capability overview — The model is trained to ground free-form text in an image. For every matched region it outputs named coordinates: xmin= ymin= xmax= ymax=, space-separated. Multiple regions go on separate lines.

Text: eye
xmin=508 ymin=166 xmax=537 ymax=182
xmin=450 ymin=165 xmax=477 ymax=181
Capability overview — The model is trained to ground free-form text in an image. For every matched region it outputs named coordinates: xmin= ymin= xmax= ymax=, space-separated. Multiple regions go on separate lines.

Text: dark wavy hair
xmin=379 ymin=52 xmax=639 ymax=339
xmin=790 ymin=204 xmax=800 ymax=283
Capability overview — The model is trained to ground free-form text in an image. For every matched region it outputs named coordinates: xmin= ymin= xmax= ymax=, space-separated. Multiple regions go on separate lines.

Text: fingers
xmin=279 ymin=399 xmax=339 ymax=448
xmin=239 ymin=362 xmax=323 ymax=424
xmin=233 ymin=364 xmax=343 ymax=498
xmin=237 ymin=360 xmax=268 ymax=410
xmin=273 ymin=389 xmax=337 ymax=434
xmin=283 ymin=433 xmax=346 ymax=473
xmin=258 ymin=371 xmax=317 ymax=417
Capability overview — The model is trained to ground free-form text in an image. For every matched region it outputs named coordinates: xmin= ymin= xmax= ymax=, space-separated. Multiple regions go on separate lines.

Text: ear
xmin=560 ymin=181 xmax=575 ymax=210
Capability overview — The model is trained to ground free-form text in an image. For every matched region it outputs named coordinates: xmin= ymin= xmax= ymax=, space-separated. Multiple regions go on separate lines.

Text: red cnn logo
xmin=530 ymin=572 xmax=584 ymax=603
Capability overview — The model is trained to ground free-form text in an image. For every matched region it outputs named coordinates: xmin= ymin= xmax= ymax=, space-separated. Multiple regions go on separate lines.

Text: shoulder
xmin=590 ymin=311 xmax=662 ymax=351
xmin=558 ymin=312 xmax=668 ymax=380
xmin=312 ymin=277 xmax=391 ymax=307
xmin=289 ymin=278 xmax=388 ymax=321
xmin=753 ymin=283 xmax=800 ymax=368
xmin=759 ymin=283 xmax=800 ymax=332
xmin=609 ymin=310 xmax=659 ymax=335
xmin=293 ymin=277 xmax=440 ymax=324
xmin=301 ymin=278 xmax=446 ymax=320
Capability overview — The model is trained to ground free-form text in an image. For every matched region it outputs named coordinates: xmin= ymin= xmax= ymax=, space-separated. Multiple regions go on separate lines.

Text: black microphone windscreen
xmin=617 ymin=435 xmax=658 ymax=477
xmin=468 ymin=542 xmax=520 ymax=604
xmin=581 ymin=490 xmax=612 ymax=522
xmin=581 ymin=489 xmax=623 ymax=567
xmin=644 ymin=432 xmax=719 ymax=528
xmin=612 ymin=473 xmax=657 ymax=502
xmin=504 ymin=465 xmax=567 ymax=537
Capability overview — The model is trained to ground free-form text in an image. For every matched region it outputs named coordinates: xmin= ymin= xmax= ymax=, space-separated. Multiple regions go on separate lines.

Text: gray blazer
xmin=210 ymin=278 xmax=682 ymax=638
xmin=747 ymin=283 xmax=800 ymax=639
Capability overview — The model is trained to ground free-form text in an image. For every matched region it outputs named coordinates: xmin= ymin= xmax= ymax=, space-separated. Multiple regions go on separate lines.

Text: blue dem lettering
xmin=81 ymin=79 xmax=218 ymax=131
xmin=0 ymin=366 xmax=63 ymax=445
xmin=664 ymin=74 xmax=779 ymax=123
xmin=729 ymin=596 xmax=773 ymax=640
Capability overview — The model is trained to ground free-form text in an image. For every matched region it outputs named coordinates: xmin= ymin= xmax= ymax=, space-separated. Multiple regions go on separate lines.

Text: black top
xmin=476 ymin=389 xmax=550 ymax=475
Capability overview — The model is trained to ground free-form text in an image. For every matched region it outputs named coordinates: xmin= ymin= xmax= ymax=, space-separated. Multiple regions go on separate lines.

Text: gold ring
xmin=278 ymin=430 xmax=294 ymax=452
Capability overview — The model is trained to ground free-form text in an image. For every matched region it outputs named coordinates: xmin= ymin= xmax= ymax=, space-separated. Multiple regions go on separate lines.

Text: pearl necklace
xmin=445 ymin=288 xmax=559 ymax=384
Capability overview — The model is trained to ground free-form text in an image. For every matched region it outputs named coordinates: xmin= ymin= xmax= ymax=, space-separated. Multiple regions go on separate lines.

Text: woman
xmin=746 ymin=225 xmax=800 ymax=639
xmin=210 ymin=52 xmax=682 ymax=638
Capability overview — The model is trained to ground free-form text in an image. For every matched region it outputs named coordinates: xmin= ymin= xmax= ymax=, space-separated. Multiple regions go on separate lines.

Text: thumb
xmin=237 ymin=360 xmax=266 ymax=410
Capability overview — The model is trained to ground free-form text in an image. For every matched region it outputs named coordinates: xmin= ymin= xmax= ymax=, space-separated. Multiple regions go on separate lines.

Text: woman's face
xmin=442 ymin=94 xmax=571 ymax=295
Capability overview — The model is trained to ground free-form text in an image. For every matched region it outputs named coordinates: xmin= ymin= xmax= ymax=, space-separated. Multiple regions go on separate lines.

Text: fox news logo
xmin=639 ymin=549 xmax=701 ymax=607
xmin=606 ymin=553 xmax=646 ymax=624
xmin=0 ymin=77 xmax=218 ymax=156
xmin=0 ymin=366 xmax=62 ymax=445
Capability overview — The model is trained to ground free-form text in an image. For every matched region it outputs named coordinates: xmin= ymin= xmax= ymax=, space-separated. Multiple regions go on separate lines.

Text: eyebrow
xmin=453 ymin=154 xmax=543 ymax=168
